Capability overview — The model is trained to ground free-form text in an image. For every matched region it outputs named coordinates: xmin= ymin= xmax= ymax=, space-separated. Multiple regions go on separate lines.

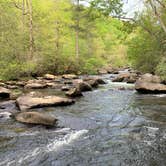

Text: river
xmin=0 ymin=74 xmax=166 ymax=166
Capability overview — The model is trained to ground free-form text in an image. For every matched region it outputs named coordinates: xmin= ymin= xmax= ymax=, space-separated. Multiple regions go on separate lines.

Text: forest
xmin=0 ymin=0 xmax=165 ymax=81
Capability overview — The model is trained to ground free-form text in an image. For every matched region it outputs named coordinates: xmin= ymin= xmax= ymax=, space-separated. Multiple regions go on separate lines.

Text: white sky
xmin=123 ymin=0 xmax=144 ymax=17
xmin=81 ymin=0 xmax=144 ymax=17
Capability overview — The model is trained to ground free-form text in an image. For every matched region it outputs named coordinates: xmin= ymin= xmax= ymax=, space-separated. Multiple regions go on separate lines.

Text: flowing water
xmin=0 ymin=75 xmax=166 ymax=166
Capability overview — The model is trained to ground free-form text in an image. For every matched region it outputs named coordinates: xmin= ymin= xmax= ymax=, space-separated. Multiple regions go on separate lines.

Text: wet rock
xmin=135 ymin=74 xmax=166 ymax=93
xmin=66 ymin=88 xmax=83 ymax=97
xmin=16 ymin=95 xmax=75 ymax=111
xmin=86 ymin=79 xmax=98 ymax=88
xmin=46 ymin=82 xmax=63 ymax=89
xmin=25 ymin=83 xmax=47 ymax=89
xmin=6 ymin=85 xmax=19 ymax=89
xmin=44 ymin=74 xmax=58 ymax=80
xmin=62 ymin=74 xmax=78 ymax=79
xmin=61 ymin=86 xmax=71 ymax=91
xmin=0 ymin=100 xmax=18 ymax=113
xmin=95 ymin=78 xmax=106 ymax=84
xmin=112 ymin=72 xmax=138 ymax=83
xmin=64 ymin=80 xmax=73 ymax=85
xmin=0 ymin=87 xmax=10 ymax=99
xmin=77 ymin=82 xmax=92 ymax=92
xmin=15 ymin=112 xmax=58 ymax=126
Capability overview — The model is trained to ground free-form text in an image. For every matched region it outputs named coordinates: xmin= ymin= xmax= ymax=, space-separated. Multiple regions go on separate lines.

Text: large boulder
xmin=135 ymin=74 xmax=166 ymax=93
xmin=15 ymin=112 xmax=57 ymax=126
xmin=139 ymin=73 xmax=161 ymax=83
xmin=16 ymin=95 xmax=75 ymax=111
xmin=66 ymin=88 xmax=83 ymax=97
xmin=0 ymin=87 xmax=10 ymax=99
xmin=25 ymin=83 xmax=47 ymax=89
xmin=62 ymin=74 xmax=78 ymax=79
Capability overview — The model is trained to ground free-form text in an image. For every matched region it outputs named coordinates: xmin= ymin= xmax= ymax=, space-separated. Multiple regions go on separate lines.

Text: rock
xmin=135 ymin=74 xmax=166 ymax=93
xmin=0 ymin=100 xmax=18 ymax=114
xmin=87 ymin=79 xmax=98 ymax=88
xmin=44 ymin=74 xmax=58 ymax=80
xmin=112 ymin=72 xmax=138 ymax=83
xmin=77 ymin=82 xmax=92 ymax=92
xmin=95 ymin=78 xmax=106 ymax=84
xmin=98 ymin=69 xmax=108 ymax=75
xmin=112 ymin=73 xmax=130 ymax=82
xmin=15 ymin=112 xmax=58 ymax=126
xmin=16 ymin=95 xmax=75 ymax=111
xmin=61 ymin=86 xmax=71 ymax=91
xmin=25 ymin=83 xmax=47 ymax=89
xmin=72 ymin=79 xmax=83 ymax=85
xmin=83 ymin=77 xmax=100 ymax=87
xmin=66 ymin=88 xmax=83 ymax=97
xmin=46 ymin=82 xmax=63 ymax=89
xmin=64 ymin=80 xmax=73 ymax=85
xmin=139 ymin=73 xmax=161 ymax=83
xmin=62 ymin=74 xmax=78 ymax=79
xmin=7 ymin=85 xmax=19 ymax=89
xmin=0 ymin=87 xmax=10 ymax=99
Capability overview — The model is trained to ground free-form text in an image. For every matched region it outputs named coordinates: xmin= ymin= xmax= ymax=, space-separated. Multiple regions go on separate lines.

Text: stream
xmin=0 ymin=74 xmax=166 ymax=166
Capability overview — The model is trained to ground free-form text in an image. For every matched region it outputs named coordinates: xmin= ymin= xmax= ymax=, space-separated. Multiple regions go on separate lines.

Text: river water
xmin=0 ymin=75 xmax=166 ymax=166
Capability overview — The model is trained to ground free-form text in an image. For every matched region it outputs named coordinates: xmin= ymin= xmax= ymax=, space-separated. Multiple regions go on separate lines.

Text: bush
xmin=156 ymin=58 xmax=166 ymax=81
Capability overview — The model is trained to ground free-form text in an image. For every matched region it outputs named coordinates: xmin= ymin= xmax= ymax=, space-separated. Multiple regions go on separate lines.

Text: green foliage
xmin=156 ymin=58 xmax=166 ymax=81
xmin=127 ymin=2 xmax=166 ymax=78
xmin=0 ymin=0 xmax=127 ymax=80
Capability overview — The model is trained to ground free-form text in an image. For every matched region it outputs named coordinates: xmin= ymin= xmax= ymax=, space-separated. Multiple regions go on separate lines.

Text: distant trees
xmin=0 ymin=0 xmax=127 ymax=80
xmin=127 ymin=0 xmax=166 ymax=79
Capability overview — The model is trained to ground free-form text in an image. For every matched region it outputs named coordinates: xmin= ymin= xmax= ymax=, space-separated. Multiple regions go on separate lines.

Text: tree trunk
xmin=75 ymin=0 xmax=79 ymax=62
xmin=27 ymin=0 xmax=34 ymax=59
xmin=149 ymin=0 xmax=166 ymax=34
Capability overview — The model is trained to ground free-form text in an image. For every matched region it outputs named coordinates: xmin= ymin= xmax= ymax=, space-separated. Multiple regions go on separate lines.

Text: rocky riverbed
xmin=0 ymin=69 xmax=166 ymax=166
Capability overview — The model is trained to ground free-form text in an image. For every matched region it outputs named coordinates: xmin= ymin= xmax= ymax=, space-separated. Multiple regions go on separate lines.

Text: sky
xmin=81 ymin=0 xmax=144 ymax=18
xmin=123 ymin=0 xmax=144 ymax=17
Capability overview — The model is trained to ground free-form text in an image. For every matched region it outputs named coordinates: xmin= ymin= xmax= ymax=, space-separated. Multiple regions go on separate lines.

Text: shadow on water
xmin=0 ymin=77 xmax=166 ymax=166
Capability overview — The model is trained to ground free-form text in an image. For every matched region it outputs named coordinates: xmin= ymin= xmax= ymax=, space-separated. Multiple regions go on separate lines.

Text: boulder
xmin=77 ymin=82 xmax=92 ymax=92
xmin=95 ymin=78 xmax=106 ymax=84
xmin=16 ymin=95 xmax=75 ymax=111
xmin=44 ymin=74 xmax=58 ymax=80
xmin=83 ymin=77 xmax=100 ymax=88
xmin=25 ymin=83 xmax=47 ymax=89
xmin=46 ymin=82 xmax=63 ymax=89
xmin=86 ymin=79 xmax=98 ymax=88
xmin=62 ymin=74 xmax=78 ymax=79
xmin=112 ymin=72 xmax=138 ymax=83
xmin=66 ymin=88 xmax=83 ymax=97
xmin=15 ymin=112 xmax=58 ymax=126
xmin=0 ymin=87 xmax=10 ymax=98
xmin=98 ymin=69 xmax=108 ymax=75
xmin=135 ymin=74 xmax=166 ymax=93
xmin=61 ymin=86 xmax=71 ymax=91
xmin=139 ymin=73 xmax=161 ymax=83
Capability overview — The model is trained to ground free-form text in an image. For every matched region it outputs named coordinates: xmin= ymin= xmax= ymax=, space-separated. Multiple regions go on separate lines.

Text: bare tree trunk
xmin=29 ymin=0 xmax=33 ymax=59
xmin=55 ymin=21 xmax=60 ymax=56
xmin=149 ymin=0 xmax=166 ymax=33
xmin=26 ymin=0 xmax=34 ymax=60
xmin=75 ymin=0 xmax=79 ymax=62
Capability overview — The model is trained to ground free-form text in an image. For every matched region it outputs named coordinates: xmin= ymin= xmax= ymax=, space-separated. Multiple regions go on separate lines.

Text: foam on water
xmin=47 ymin=129 xmax=88 ymax=152
xmin=8 ymin=129 xmax=88 ymax=165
